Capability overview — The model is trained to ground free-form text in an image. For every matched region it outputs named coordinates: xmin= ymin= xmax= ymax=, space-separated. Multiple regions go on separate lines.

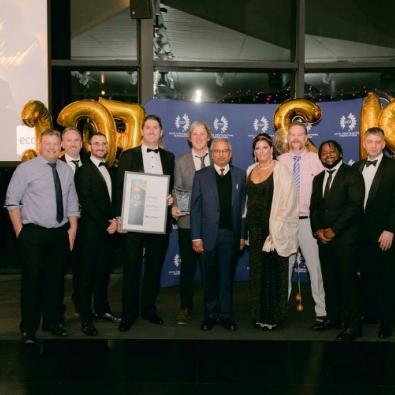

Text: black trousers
xmin=359 ymin=240 xmax=395 ymax=325
xmin=122 ymin=232 xmax=169 ymax=320
xmin=178 ymin=228 xmax=200 ymax=310
xmin=18 ymin=224 xmax=68 ymax=334
xmin=318 ymin=241 xmax=360 ymax=330
xmin=78 ymin=234 xmax=112 ymax=324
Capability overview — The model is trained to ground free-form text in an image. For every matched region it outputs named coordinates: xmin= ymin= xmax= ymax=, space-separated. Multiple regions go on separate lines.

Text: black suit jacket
xmin=114 ymin=146 xmax=175 ymax=227
xmin=75 ymin=159 xmax=115 ymax=239
xmin=310 ymin=163 xmax=365 ymax=244
xmin=353 ymin=156 xmax=395 ymax=241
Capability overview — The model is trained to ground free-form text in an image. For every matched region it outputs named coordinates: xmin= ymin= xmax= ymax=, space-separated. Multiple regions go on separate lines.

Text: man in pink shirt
xmin=278 ymin=122 xmax=326 ymax=324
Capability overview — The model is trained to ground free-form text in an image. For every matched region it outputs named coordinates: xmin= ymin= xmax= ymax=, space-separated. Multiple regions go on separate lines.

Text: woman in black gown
xmin=245 ymin=133 xmax=298 ymax=330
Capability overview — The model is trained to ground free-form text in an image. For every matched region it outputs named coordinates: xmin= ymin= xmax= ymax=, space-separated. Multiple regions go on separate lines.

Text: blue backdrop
xmin=144 ymin=98 xmax=363 ymax=287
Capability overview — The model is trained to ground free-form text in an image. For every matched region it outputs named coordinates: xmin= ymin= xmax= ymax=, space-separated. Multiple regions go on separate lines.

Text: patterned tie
xmin=324 ymin=170 xmax=335 ymax=200
xmin=48 ymin=162 xmax=64 ymax=223
xmin=197 ymin=153 xmax=208 ymax=170
xmin=292 ymin=155 xmax=301 ymax=196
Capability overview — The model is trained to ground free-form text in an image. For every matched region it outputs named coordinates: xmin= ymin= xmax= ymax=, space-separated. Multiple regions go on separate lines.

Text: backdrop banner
xmin=145 ymin=98 xmax=363 ymax=287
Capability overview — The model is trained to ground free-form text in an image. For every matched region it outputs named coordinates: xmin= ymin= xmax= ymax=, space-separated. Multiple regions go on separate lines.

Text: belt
xmin=299 ymin=216 xmax=309 ymax=219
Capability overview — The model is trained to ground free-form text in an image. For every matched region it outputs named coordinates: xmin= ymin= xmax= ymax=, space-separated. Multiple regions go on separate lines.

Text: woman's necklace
xmin=257 ymin=160 xmax=273 ymax=170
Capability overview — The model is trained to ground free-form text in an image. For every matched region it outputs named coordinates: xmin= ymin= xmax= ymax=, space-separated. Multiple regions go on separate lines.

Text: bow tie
xmin=365 ymin=159 xmax=378 ymax=167
xmin=99 ymin=162 xmax=106 ymax=167
xmin=147 ymin=148 xmax=159 ymax=153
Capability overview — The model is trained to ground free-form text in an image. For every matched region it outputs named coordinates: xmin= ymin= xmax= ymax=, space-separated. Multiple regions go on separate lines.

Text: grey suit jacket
xmin=173 ymin=150 xmax=210 ymax=229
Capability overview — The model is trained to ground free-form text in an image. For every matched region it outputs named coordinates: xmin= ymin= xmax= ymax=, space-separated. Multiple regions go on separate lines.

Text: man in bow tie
xmin=115 ymin=115 xmax=175 ymax=331
xmin=353 ymin=127 xmax=395 ymax=338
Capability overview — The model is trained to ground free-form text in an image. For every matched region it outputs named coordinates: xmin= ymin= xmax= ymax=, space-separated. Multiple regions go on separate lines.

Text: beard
xmin=324 ymin=157 xmax=342 ymax=169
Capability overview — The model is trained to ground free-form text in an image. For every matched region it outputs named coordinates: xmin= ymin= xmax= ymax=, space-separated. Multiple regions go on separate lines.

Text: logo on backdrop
xmin=168 ymin=254 xmax=181 ymax=276
xmin=335 ymin=112 xmax=358 ymax=137
xmin=253 ymin=116 xmax=269 ymax=133
xmin=175 ymin=114 xmax=191 ymax=132
xmin=213 ymin=116 xmax=229 ymax=133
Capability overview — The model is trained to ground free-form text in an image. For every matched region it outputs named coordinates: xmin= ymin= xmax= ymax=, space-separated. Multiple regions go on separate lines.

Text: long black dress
xmin=246 ymin=172 xmax=288 ymax=325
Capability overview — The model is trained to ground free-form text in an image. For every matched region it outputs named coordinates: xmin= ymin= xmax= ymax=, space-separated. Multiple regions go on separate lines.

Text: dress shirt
xmin=5 ymin=155 xmax=80 ymax=228
xmin=64 ymin=153 xmax=82 ymax=173
xmin=278 ymin=150 xmax=324 ymax=216
xmin=90 ymin=156 xmax=112 ymax=201
xmin=322 ymin=161 xmax=342 ymax=196
xmin=142 ymin=144 xmax=163 ymax=174
xmin=362 ymin=153 xmax=383 ymax=208
xmin=192 ymin=149 xmax=210 ymax=170
xmin=213 ymin=163 xmax=230 ymax=176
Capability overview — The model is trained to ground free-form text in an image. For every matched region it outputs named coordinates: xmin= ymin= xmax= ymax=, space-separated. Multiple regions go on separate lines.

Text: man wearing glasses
xmin=190 ymin=138 xmax=246 ymax=331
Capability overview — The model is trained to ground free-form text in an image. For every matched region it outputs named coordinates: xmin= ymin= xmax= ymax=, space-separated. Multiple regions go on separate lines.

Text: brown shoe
xmin=176 ymin=308 xmax=190 ymax=325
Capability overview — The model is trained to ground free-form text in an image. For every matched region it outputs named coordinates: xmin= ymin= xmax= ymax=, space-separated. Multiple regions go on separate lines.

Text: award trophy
xmin=174 ymin=187 xmax=191 ymax=215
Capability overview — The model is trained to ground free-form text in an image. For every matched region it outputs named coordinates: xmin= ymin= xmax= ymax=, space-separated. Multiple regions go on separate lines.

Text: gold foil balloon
xmin=360 ymin=92 xmax=381 ymax=159
xmin=21 ymin=100 xmax=53 ymax=152
xmin=378 ymin=100 xmax=395 ymax=152
xmin=273 ymin=128 xmax=288 ymax=155
xmin=273 ymin=98 xmax=322 ymax=132
xmin=98 ymin=98 xmax=144 ymax=150
xmin=21 ymin=149 xmax=38 ymax=162
xmin=57 ymin=100 xmax=117 ymax=166
xmin=273 ymin=98 xmax=321 ymax=153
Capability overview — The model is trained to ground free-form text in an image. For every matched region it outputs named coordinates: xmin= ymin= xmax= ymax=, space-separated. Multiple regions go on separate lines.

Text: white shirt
xmin=142 ymin=144 xmax=163 ymax=175
xmin=64 ymin=153 xmax=82 ymax=173
xmin=322 ymin=161 xmax=342 ymax=197
xmin=90 ymin=156 xmax=112 ymax=201
xmin=192 ymin=149 xmax=210 ymax=170
xmin=214 ymin=163 xmax=230 ymax=176
xmin=362 ymin=153 xmax=383 ymax=208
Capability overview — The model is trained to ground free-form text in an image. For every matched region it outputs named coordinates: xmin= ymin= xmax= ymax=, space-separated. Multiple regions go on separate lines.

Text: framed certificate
xmin=121 ymin=171 xmax=170 ymax=234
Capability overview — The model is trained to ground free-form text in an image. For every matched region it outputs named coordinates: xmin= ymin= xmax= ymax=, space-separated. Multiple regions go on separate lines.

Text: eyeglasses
xmin=212 ymin=149 xmax=230 ymax=155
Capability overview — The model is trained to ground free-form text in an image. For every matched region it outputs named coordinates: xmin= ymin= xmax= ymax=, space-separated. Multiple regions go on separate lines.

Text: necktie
xmin=292 ymin=155 xmax=301 ymax=196
xmin=71 ymin=160 xmax=80 ymax=168
xmin=220 ymin=168 xmax=225 ymax=176
xmin=48 ymin=162 xmax=64 ymax=223
xmin=366 ymin=159 xmax=378 ymax=167
xmin=324 ymin=170 xmax=335 ymax=200
xmin=196 ymin=153 xmax=208 ymax=170
xmin=147 ymin=148 xmax=159 ymax=153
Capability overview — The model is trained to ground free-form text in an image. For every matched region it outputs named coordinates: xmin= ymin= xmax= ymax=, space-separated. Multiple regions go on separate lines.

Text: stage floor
xmin=1 ymin=275 xmax=395 ymax=394
xmin=0 ymin=274 xmax=393 ymax=343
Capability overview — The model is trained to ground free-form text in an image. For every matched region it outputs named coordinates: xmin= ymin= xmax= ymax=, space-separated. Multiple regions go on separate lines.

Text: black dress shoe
xmin=219 ymin=319 xmax=237 ymax=331
xmin=200 ymin=318 xmax=216 ymax=331
xmin=118 ymin=316 xmax=137 ymax=332
xmin=49 ymin=323 xmax=68 ymax=337
xmin=311 ymin=319 xmax=341 ymax=331
xmin=378 ymin=324 xmax=392 ymax=339
xmin=21 ymin=332 xmax=36 ymax=344
xmin=82 ymin=322 xmax=98 ymax=337
xmin=95 ymin=312 xmax=121 ymax=322
xmin=336 ymin=328 xmax=361 ymax=342
xmin=142 ymin=314 xmax=164 ymax=325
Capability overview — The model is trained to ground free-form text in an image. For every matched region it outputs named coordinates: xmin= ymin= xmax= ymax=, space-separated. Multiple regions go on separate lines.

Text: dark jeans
xmin=18 ymin=223 xmax=68 ymax=334
xmin=178 ymin=228 xmax=200 ymax=310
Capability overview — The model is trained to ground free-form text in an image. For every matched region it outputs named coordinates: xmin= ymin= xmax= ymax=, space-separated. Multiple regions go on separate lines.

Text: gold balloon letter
xmin=98 ymin=98 xmax=144 ymax=151
xmin=21 ymin=100 xmax=53 ymax=154
xmin=57 ymin=100 xmax=117 ymax=165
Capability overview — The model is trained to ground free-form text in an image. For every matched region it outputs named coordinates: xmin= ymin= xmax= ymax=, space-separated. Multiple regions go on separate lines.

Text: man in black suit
xmin=60 ymin=127 xmax=86 ymax=317
xmin=353 ymin=127 xmax=395 ymax=338
xmin=75 ymin=133 xmax=120 ymax=336
xmin=115 ymin=114 xmax=175 ymax=331
xmin=310 ymin=140 xmax=364 ymax=341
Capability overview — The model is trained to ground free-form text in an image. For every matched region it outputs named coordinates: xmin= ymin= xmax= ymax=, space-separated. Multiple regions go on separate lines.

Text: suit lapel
xmin=366 ymin=156 xmax=386 ymax=207
xmin=208 ymin=166 xmax=219 ymax=206
xmin=90 ymin=160 xmax=111 ymax=201
xmin=326 ymin=164 xmax=345 ymax=200
xmin=159 ymin=149 xmax=168 ymax=175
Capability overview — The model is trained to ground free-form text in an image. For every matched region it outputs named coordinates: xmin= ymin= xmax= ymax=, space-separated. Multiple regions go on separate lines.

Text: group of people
xmin=4 ymin=114 xmax=395 ymax=344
